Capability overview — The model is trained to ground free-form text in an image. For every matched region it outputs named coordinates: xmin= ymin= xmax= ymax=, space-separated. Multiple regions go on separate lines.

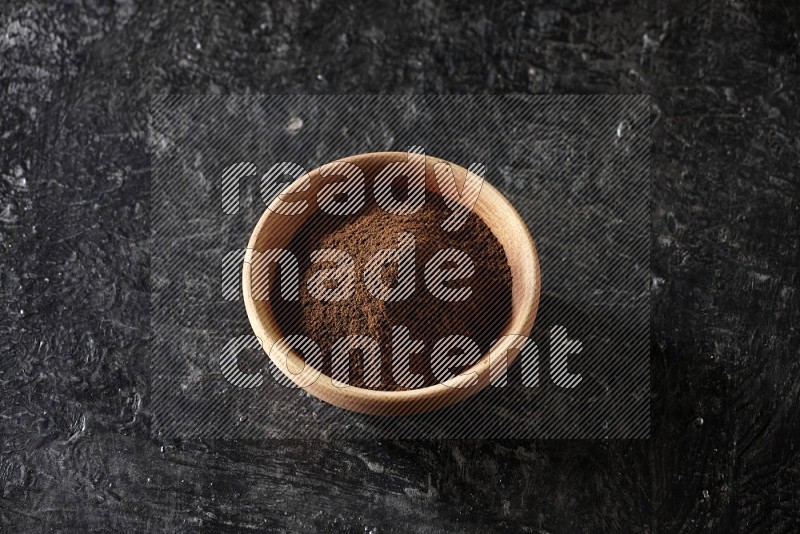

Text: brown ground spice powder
xmin=273 ymin=193 xmax=513 ymax=390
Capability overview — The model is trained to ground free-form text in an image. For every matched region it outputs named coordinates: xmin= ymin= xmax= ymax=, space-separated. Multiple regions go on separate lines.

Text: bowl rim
xmin=242 ymin=151 xmax=541 ymax=415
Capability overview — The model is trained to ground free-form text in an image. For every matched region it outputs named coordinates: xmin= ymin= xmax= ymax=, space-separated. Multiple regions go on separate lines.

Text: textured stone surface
xmin=1 ymin=0 xmax=798 ymax=531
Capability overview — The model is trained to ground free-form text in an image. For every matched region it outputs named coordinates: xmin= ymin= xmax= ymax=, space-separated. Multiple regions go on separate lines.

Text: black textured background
xmin=1 ymin=0 xmax=798 ymax=532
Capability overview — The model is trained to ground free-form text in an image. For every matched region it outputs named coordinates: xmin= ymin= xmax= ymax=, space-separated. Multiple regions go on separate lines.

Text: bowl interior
xmin=243 ymin=152 xmax=540 ymax=414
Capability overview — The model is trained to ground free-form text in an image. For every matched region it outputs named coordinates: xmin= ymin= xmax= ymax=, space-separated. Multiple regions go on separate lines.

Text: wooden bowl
xmin=243 ymin=152 xmax=540 ymax=415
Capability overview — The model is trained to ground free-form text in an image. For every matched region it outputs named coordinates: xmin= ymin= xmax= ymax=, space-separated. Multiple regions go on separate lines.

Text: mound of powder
xmin=272 ymin=193 xmax=513 ymax=390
